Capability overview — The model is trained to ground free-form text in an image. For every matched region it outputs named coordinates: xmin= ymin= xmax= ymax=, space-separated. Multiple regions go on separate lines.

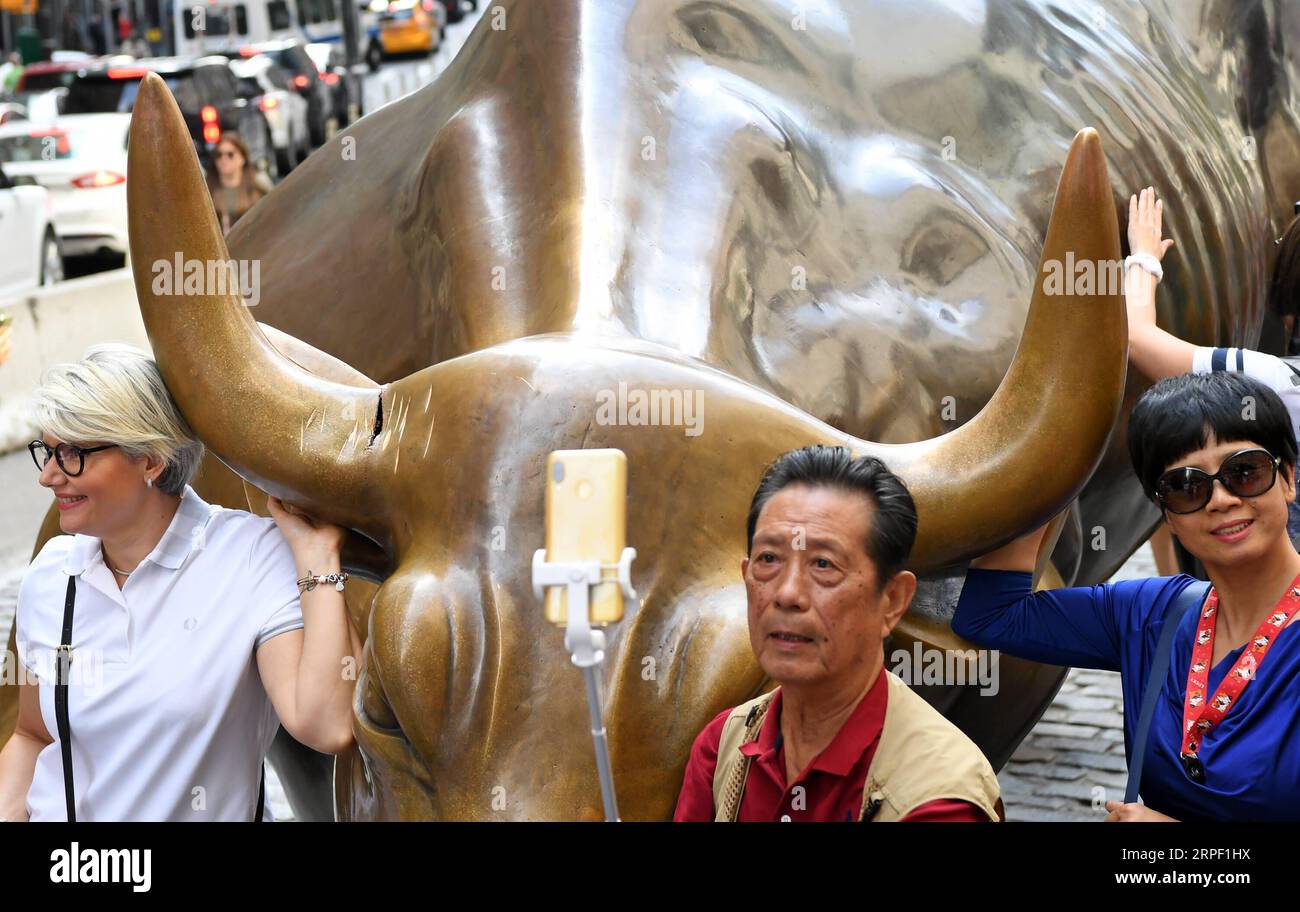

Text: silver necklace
xmin=102 ymin=549 xmax=134 ymax=576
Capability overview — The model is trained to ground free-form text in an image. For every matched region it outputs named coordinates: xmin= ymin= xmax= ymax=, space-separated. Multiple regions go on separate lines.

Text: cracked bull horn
xmin=126 ymin=72 xmax=383 ymax=535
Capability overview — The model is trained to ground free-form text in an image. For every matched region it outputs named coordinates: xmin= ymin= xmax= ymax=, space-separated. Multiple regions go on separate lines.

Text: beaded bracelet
xmin=297 ymin=570 xmax=349 ymax=593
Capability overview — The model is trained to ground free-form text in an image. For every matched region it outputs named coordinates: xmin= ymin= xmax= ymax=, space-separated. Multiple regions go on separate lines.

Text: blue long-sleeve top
xmin=953 ymin=568 xmax=1300 ymax=822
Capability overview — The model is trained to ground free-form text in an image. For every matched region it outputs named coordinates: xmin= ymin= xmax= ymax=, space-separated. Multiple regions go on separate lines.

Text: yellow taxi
xmin=379 ymin=0 xmax=442 ymax=56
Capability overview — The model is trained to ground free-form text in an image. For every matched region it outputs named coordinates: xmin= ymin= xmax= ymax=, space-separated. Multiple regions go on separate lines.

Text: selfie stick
xmin=532 ymin=547 xmax=637 ymax=822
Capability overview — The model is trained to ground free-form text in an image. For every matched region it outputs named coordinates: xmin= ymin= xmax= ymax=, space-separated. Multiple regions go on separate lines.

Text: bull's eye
xmin=899 ymin=216 xmax=989 ymax=289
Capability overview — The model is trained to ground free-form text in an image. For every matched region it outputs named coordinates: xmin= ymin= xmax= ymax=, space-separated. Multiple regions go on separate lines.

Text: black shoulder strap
xmin=56 ymin=575 xmax=76 ymax=823
xmin=255 ymin=764 xmax=265 ymax=821
xmin=1124 ymin=578 xmax=1210 ymax=804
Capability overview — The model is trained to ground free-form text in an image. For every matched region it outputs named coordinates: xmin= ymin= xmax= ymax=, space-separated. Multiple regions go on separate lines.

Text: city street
xmin=55 ymin=3 xmax=486 ymax=280
xmin=0 ymin=2 xmax=485 ymax=820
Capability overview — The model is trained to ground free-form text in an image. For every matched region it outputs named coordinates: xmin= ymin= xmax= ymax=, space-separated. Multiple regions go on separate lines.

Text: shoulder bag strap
xmin=56 ymin=575 xmax=76 ymax=823
xmin=1124 ymin=578 xmax=1210 ymax=804
xmin=254 ymin=764 xmax=265 ymax=821
xmin=717 ymin=696 xmax=774 ymax=822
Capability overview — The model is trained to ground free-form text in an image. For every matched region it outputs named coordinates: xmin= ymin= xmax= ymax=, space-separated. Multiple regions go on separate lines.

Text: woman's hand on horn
xmin=267 ymin=495 xmax=347 ymax=562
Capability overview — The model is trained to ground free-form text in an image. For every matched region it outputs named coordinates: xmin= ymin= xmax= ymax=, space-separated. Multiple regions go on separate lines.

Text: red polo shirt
xmin=674 ymin=668 xmax=990 ymax=822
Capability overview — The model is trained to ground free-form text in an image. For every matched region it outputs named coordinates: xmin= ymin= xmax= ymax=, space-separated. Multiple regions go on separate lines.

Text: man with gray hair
xmin=674 ymin=445 xmax=1003 ymax=822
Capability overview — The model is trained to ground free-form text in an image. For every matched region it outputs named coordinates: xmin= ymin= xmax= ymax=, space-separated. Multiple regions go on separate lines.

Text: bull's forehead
xmin=229 ymin=0 xmax=1262 ymax=441
xmin=234 ymin=0 xmax=1033 ymax=428
xmin=566 ymin=0 xmax=1039 ymax=441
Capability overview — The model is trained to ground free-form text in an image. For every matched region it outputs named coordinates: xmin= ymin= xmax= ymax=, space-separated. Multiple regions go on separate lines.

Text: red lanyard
xmin=1180 ymin=572 xmax=1300 ymax=782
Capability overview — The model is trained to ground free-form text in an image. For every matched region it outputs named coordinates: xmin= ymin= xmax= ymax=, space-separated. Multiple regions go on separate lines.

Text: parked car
xmin=230 ymin=55 xmax=310 ymax=173
xmin=0 ymin=163 xmax=62 ymax=297
xmin=0 ymin=114 xmax=130 ymax=259
xmin=437 ymin=0 xmax=474 ymax=25
xmin=305 ymin=42 xmax=364 ymax=129
xmin=230 ymin=41 xmax=334 ymax=146
xmin=380 ymin=0 xmax=443 ymax=59
xmin=15 ymin=60 xmax=90 ymax=94
xmin=60 ymin=56 xmax=279 ymax=179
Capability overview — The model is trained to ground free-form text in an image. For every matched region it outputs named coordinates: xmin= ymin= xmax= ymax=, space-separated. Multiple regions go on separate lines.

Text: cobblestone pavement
xmin=1 ymin=539 xmax=1152 ymax=822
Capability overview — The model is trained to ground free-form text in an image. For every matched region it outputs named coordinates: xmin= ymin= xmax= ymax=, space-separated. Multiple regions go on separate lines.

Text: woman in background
xmin=206 ymin=134 xmax=272 ymax=235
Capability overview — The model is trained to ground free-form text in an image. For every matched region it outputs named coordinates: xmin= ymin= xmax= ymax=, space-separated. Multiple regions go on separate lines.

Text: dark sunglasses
xmin=28 ymin=439 xmax=119 ymax=477
xmin=1154 ymin=448 xmax=1281 ymax=515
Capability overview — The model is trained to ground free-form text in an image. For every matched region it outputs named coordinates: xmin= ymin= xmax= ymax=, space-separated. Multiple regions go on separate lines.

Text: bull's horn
xmin=127 ymin=72 xmax=381 ymax=531
xmin=863 ymin=128 xmax=1126 ymax=568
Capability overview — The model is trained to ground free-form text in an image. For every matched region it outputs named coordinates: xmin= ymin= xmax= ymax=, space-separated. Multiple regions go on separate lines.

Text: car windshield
xmin=305 ymin=45 xmax=330 ymax=69
xmin=268 ymin=49 xmax=309 ymax=76
xmin=4 ymin=89 xmax=66 ymax=122
xmin=19 ymin=70 xmax=79 ymax=92
xmin=63 ymin=72 xmax=187 ymax=115
xmin=0 ymin=121 xmax=128 ymax=163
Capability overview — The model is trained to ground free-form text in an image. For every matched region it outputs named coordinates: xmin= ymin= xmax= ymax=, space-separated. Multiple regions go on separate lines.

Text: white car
xmin=230 ymin=56 xmax=311 ymax=175
xmin=0 ymin=162 xmax=62 ymax=298
xmin=0 ymin=114 xmax=130 ymax=259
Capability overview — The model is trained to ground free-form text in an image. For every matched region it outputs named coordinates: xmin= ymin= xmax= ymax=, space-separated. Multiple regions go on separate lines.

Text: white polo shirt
xmin=14 ymin=484 xmax=304 ymax=821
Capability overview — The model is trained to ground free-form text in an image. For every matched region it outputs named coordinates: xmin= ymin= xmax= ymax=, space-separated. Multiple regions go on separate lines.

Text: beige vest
xmin=710 ymin=671 xmax=1004 ymax=822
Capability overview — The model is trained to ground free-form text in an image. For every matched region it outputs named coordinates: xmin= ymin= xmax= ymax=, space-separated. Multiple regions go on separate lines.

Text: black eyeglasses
xmin=28 ymin=440 xmax=119 ymax=477
xmin=1155 ymin=448 xmax=1281 ymax=514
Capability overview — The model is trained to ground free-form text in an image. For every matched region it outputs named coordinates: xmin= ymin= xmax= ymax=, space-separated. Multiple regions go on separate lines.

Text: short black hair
xmin=1128 ymin=371 xmax=1297 ymax=501
xmin=745 ymin=445 xmax=918 ymax=582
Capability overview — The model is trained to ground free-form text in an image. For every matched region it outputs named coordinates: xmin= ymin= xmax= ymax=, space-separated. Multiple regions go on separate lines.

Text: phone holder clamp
xmin=531 ymin=547 xmax=637 ymax=821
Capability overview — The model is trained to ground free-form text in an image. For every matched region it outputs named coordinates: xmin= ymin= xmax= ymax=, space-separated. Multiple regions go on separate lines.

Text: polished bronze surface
xmin=5 ymin=0 xmax=1296 ymax=819
xmin=112 ymin=63 xmax=1122 ymax=820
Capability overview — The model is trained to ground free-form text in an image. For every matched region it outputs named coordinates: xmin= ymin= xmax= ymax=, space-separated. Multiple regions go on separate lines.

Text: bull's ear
xmin=127 ymin=72 xmax=383 ymax=533
xmin=858 ymin=127 xmax=1126 ymax=570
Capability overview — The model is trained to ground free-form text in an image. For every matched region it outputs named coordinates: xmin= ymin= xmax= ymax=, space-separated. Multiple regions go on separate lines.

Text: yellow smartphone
xmin=544 ymin=449 xmax=627 ymax=627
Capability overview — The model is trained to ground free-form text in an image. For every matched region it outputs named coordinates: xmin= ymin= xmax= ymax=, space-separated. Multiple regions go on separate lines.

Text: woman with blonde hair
xmin=206 ymin=133 xmax=272 ymax=234
xmin=0 ymin=343 xmax=360 ymax=821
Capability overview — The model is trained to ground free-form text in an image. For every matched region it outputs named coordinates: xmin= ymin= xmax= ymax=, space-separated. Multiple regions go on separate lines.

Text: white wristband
xmin=1125 ymin=253 xmax=1163 ymax=282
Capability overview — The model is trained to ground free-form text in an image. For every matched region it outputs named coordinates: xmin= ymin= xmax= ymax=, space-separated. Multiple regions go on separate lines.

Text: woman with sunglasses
xmin=0 ymin=343 xmax=361 ymax=821
xmin=1125 ymin=186 xmax=1300 ymax=547
xmin=206 ymin=134 xmax=271 ymax=235
xmin=953 ymin=370 xmax=1300 ymax=822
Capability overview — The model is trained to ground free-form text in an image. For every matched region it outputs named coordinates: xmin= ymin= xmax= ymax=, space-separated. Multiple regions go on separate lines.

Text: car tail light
xmin=107 ymin=67 xmax=149 ymax=79
xmin=322 ymin=72 xmax=339 ymax=86
xmin=292 ymin=74 xmax=310 ymax=89
xmin=239 ymin=45 xmax=260 ymax=56
xmin=201 ymin=104 xmax=221 ymax=144
xmin=71 ymin=170 xmax=126 ymax=189
xmin=29 ymin=127 xmax=71 ymax=156
xmin=259 ymin=96 xmax=279 ymax=110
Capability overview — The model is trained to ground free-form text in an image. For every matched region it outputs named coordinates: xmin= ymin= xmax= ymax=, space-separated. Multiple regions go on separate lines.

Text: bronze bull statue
xmin=3 ymin=0 xmax=1297 ymax=820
